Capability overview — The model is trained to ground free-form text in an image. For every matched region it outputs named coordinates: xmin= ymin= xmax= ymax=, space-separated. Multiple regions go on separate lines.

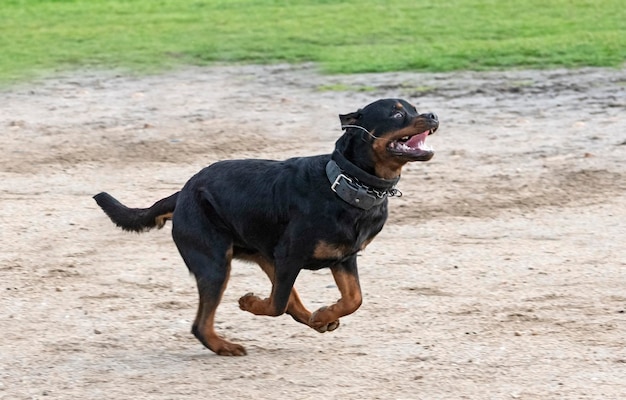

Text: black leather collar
xmin=326 ymin=151 xmax=401 ymax=210
xmin=331 ymin=150 xmax=400 ymax=190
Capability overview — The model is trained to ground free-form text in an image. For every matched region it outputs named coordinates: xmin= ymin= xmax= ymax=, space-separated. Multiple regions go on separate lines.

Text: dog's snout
xmin=426 ymin=112 xmax=438 ymax=122
xmin=422 ymin=112 xmax=438 ymax=134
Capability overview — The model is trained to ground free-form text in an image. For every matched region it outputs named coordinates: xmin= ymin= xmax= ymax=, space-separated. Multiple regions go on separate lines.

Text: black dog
xmin=94 ymin=98 xmax=438 ymax=356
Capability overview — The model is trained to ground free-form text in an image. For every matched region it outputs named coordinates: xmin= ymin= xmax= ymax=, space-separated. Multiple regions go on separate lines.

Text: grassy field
xmin=1 ymin=0 xmax=624 ymax=83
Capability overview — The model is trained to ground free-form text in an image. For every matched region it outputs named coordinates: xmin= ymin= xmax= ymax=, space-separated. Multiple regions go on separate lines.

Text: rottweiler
xmin=94 ymin=98 xmax=439 ymax=356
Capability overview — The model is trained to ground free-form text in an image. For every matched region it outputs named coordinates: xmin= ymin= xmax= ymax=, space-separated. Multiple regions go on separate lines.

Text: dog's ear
xmin=339 ymin=110 xmax=361 ymax=127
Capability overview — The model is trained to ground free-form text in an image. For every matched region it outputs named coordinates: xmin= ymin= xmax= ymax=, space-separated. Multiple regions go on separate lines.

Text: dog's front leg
xmin=239 ymin=266 xmax=300 ymax=317
xmin=309 ymin=257 xmax=362 ymax=333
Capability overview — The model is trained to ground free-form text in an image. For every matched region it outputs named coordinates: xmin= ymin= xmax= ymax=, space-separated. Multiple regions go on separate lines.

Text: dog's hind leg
xmin=172 ymin=222 xmax=246 ymax=356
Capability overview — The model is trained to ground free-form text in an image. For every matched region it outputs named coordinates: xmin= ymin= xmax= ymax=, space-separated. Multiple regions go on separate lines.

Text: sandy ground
xmin=1 ymin=64 xmax=625 ymax=399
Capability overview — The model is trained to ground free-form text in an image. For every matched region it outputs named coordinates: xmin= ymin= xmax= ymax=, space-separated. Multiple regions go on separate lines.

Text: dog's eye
xmin=392 ymin=111 xmax=403 ymax=119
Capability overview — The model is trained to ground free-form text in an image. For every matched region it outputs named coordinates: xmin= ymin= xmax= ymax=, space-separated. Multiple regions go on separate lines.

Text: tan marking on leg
xmin=309 ymin=267 xmax=362 ymax=332
xmin=284 ymin=288 xmax=311 ymax=325
xmin=236 ymin=253 xmax=311 ymax=322
xmin=193 ymin=247 xmax=246 ymax=356
xmin=313 ymin=240 xmax=350 ymax=260
xmin=196 ymin=300 xmax=246 ymax=356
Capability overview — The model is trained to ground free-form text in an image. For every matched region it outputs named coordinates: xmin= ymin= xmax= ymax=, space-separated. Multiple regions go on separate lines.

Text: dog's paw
xmin=238 ymin=292 xmax=261 ymax=312
xmin=315 ymin=319 xmax=340 ymax=333
xmin=192 ymin=326 xmax=248 ymax=356
xmin=214 ymin=342 xmax=248 ymax=357
xmin=309 ymin=306 xmax=340 ymax=333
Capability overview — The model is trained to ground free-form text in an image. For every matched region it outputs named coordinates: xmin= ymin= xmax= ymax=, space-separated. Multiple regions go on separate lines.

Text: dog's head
xmin=337 ymin=98 xmax=439 ymax=179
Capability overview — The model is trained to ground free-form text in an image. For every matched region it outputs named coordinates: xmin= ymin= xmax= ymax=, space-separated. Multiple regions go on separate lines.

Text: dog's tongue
xmin=405 ymin=130 xmax=429 ymax=149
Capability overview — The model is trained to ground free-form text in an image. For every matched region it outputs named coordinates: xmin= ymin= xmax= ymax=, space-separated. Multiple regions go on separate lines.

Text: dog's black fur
xmin=94 ymin=98 xmax=438 ymax=356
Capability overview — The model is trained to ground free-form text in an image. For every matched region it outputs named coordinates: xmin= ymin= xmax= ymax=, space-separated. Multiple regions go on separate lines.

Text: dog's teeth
xmin=401 ymin=136 xmax=409 ymax=141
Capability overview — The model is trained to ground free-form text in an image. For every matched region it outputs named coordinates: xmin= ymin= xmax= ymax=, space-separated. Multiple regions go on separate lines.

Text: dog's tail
xmin=93 ymin=191 xmax=180 ymax=232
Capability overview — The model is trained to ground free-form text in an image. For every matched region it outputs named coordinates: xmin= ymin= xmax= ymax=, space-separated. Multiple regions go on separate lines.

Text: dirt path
xmin=1 ymin=65 xmax=625 ymax=399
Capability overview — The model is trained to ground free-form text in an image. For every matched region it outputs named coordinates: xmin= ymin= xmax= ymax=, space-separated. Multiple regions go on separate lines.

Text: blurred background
xmin=1 ymin=0 xmax=624 ymax=83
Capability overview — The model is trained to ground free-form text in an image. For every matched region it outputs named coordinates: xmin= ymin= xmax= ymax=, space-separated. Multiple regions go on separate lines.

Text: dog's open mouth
xmin=387 ymin=129 xmax=434 ymax=161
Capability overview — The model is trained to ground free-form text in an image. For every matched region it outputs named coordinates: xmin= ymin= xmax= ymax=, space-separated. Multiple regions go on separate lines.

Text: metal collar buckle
xmin=331 ymin=173 xmax=352 ymax=192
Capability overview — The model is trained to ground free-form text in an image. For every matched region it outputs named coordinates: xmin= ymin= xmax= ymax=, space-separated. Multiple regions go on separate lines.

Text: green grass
xmin=1 ymin=0 xmax=624 ymax=83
